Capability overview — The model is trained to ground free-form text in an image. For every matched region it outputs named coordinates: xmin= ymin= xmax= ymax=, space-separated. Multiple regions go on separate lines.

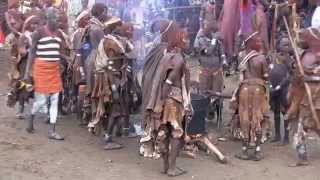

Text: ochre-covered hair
xmin=151 ymin=19 xmax=186 ymax=50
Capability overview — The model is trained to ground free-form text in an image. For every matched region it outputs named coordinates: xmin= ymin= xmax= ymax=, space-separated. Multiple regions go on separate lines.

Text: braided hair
xmin=150 ymin=19 xmax=187 ymax=51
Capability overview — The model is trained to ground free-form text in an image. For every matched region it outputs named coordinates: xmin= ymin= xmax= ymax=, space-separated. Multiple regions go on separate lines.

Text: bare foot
xmin=167 ymin=167 xmax=187 ymax=177
xmin=235 ymin=151 xmax=250 ymax=160
xmin=161 ymin=165 xmax=169 ymax=174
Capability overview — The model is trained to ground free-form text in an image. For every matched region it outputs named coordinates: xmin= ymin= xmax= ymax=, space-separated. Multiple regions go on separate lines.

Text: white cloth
xmin=312 ymin=7 xmax=320 ymax=28
xmin=95 ymin=38 xmax=110 ymax=71
xmin=31 ymin=92 xmax=59 ymax=124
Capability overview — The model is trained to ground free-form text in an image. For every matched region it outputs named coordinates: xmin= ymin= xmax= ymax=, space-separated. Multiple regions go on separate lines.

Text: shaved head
xmin=46 ymin=7 xmax=59 ymax=31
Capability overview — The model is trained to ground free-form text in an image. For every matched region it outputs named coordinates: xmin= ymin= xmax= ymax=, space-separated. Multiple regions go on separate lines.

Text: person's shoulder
xmin=170 ymin=52 xmax=184 ymax=67
xmin=251 ymin=53 xmax=266 ymax=63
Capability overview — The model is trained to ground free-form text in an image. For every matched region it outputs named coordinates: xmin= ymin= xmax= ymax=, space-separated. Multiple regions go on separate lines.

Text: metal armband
xmin=165 ymin=79 xmax=173 ymax=85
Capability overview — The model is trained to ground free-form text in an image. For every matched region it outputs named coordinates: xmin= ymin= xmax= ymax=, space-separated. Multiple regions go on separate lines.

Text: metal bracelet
xmin=111 ymin=84 xmax=117 ymax=91
xmin=165 ymin=79 xmax=173 ymax=85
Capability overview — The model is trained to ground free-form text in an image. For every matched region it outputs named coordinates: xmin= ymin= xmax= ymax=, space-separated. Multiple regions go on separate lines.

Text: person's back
xmin=242 ymin=54 xmax=268 ymax=80
xmin=235 ymin=31 xmax=269 ymax=161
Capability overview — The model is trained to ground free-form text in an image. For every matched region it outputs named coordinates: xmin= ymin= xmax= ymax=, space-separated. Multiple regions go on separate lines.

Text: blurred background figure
xmin=0 ymin=0 xmax=6 ymax=47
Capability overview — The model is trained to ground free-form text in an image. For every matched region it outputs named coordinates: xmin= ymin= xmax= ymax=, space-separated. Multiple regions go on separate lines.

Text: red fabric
xmin=220 ymin=0 xmax=240 ymax=56
xmin=33 ymin=59 xmax=62 ymax=94
xmin=0 ymin=26 xmax=4 ymax=44
xmin=240 ymin=0 xmax=249 ymax=10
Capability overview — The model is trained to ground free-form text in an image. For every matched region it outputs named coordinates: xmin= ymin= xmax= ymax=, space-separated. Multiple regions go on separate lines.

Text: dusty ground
xmin=0 ymin=50 xmax=320 ymax=180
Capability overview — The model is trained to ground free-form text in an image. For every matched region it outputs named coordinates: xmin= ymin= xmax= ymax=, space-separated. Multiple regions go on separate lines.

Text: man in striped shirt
xmin=24 ymin=7 xmax=65 ymax=140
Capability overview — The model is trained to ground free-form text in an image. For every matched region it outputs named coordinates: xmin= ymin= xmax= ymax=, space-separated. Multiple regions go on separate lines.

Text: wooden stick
xmin=283 ymin=16 xmax=320 ymax=129
xmin=200 ymin=137 xmax=226 ymax=163
xmin=271 ymin=4 xmax=278 ymax=54
xmin=270 ymin=3 xmax=279 ymax=64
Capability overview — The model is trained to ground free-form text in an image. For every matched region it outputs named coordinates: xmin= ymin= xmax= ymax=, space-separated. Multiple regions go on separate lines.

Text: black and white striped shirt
xmin=36 ymin=36 xmax=62 ymax=61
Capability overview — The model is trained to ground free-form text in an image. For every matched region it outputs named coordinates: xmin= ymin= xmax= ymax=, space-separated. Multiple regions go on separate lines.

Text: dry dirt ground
xmin=0 ymin=50 xmax=319 ymax=180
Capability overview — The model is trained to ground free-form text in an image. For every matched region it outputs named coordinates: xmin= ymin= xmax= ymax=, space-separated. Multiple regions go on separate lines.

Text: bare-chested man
xmin=194 ymin=21 xmax=227 ymax=95
xmin=269 ymin=34 xmax=293 ymax=145
xmin=194 ymin=20 xmax=227 ymax=122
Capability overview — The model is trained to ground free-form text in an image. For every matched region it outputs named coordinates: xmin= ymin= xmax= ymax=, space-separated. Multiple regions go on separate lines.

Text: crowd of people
xmin=2 ymin=0 xmax=320 ymax=177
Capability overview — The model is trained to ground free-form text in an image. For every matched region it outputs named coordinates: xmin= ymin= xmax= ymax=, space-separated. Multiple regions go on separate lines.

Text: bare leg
xmin=252 ymin=131 xmax=264 ymax=161
xmin=236 ymin=116 xmax=250 ymax=160
xmin=282 ymin=119 xmax=289 ymax=145
xmin=104 ymin=116 xmax=123 ymax=150
xmin=122 ymin=115 xmax=130 ymax=136
xmin=16 ymin=99 xmax=25 ymax=119
xmin=122 ymin=116 xmax=138 ymax=138
xmin=271 ymin=100 xmax=281 ymax=143
xmin=167 ymin=138 xmax=186 ymax=177
xmin=161 ymin=153 xmax=169 ymax=174
xmin=26 ymin=114 xmax=35 ymax=133
xmin=295 ymin=133 xmax=309 ymax=166
xmin=235 ymin=139 xmax=250 ymax=160
xmin=105 ymin=116 xmax=116 ymax=141
xmin=27 ymin=93 xmax=48 ymax=133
